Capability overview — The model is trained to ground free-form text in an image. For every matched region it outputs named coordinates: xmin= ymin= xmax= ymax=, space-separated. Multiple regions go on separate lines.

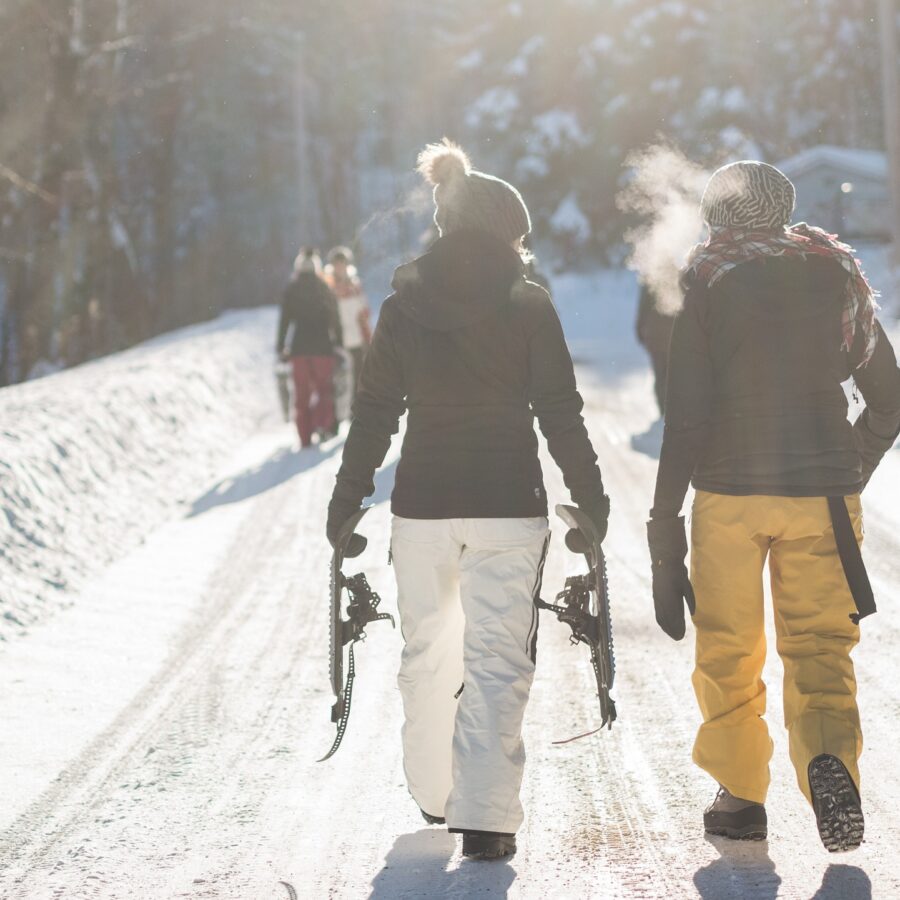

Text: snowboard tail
xmin=539 ymin=504 xmax=617 ymax=732
xmin=320 ymin=508 xmax=394 ymax=762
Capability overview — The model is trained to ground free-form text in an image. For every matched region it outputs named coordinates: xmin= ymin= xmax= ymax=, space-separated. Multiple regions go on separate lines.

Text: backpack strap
xmin=827 ymin=496 xmax=876 ymax=624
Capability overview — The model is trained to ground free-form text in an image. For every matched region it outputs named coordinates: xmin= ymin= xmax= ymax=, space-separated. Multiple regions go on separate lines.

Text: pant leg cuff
xmin=718 ymin=778 xmax=768 ymax=805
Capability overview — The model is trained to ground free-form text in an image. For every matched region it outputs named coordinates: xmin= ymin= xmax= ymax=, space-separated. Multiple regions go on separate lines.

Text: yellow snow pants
xmin=690 ymin=490 xmax=863 ymax=805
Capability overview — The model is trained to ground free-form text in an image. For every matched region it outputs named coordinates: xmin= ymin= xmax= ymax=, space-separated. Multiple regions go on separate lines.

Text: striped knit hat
xmin=417 ymin=139 xmax=531 ymax=244
xmin=701 ymin=161 xmax=796 ymax=231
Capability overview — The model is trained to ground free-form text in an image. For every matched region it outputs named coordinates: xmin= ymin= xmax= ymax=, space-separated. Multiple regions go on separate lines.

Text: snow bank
xmin=0 ymin=308 xmax=279 ymax=642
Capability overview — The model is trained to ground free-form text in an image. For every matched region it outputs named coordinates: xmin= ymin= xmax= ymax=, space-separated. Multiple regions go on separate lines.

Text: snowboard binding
xmin=538 ymin=504 xmax=617 ymax=734
xmin=319 ymin=508 xmax=394 ymax=762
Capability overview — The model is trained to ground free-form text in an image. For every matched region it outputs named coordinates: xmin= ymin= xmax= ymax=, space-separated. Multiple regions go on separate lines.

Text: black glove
xmin=326 ymin=497 xmax=367 ymax=558
xmin=647 ymin=516 xmax=695 ymax=641
xmin=565 ymin=494 xmax=611 ymax=554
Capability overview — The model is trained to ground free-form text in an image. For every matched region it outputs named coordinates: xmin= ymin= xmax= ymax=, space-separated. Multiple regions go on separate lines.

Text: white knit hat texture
xmin=417 ymin=139 xmax=532 ymax=244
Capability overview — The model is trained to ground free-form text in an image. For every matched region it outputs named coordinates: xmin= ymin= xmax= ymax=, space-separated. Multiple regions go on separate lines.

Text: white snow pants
xmin=390 ymin=515 xmax=550 ymax=834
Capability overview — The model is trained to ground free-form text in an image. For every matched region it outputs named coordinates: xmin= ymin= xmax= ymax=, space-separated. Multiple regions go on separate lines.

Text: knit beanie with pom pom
xmin=416 ymin=139 xmax=531 ymax=244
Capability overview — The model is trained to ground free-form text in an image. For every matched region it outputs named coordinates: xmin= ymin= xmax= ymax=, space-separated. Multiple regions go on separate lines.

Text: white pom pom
xmin=416 ymin=138 xmax=471 ymax=186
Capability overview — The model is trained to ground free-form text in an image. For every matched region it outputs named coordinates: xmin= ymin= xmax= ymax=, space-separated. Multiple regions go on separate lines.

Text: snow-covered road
xmin=1 ymin=275 xmax=898 ymax=898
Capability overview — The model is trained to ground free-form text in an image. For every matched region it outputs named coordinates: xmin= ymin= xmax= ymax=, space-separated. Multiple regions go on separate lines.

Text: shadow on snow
xmin=694 ymin=836 xmax=872 ymax=900
xmin=693 ymin=837 xmax=781 ymax=900
xmin=188 ymin=439 xmax=398 ymax=519
xmin=188 ymin=441 xmax=343 ymax=517
xmin=368 ymin=829 xmax=517 ymax=900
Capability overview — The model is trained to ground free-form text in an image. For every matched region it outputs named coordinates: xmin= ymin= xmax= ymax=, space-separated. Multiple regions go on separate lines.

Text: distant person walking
xmin=276 ymin=248 xmax=342 ymax=448
xmin=325 ymin=246 xmax=372 ymax=406
xmin=635 ymin=280 xmax=676 ymax=417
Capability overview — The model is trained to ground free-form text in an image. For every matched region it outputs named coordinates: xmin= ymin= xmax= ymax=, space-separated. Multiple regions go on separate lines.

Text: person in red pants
xmin=276 ymin=248 xmax=342 ymax=447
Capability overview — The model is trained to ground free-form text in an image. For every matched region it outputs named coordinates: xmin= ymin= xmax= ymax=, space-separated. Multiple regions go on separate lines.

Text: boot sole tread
xmin=462 ymin=848 xmax=517 ymax=860
xmin=809 ymin=755 xmax=864 ymax=853
xmin=704 ymin=824 xmax=767 ymax=841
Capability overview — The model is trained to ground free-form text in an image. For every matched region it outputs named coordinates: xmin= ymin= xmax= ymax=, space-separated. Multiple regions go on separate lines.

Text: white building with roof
xmin=777 ymin=146 xmax=890 ymax=242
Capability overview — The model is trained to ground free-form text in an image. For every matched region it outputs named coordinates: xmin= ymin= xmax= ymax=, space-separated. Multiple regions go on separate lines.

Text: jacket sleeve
xmin=852 ymin=320 xmax=900 ymax=487
xmin=651 ymin=283 xmax=713 ymax=519
xmin=525 ymin=288 xmax=605 ymax=507
xmin=331 ymin=299 xmax=406 ymax=508
xmin=323 ymin=282 xmax=343 ymax=349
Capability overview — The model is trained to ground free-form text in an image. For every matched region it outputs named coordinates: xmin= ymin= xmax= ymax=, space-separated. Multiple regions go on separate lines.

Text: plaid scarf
xmin=683 ymin=223 xmax=879 ymax=366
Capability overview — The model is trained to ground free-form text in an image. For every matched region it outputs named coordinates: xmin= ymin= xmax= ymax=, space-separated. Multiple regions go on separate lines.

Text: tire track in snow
xmin=563 ymin=364 xmax=894 ymax=899
xmin=1 ymin=355 xmax=898 ymax=897
xmin=0 ymin=436 xmax=342 ymax=897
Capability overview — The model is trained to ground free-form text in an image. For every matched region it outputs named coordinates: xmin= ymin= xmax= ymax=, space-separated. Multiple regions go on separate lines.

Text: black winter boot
xmin=703 ymin=786 xmax=767 ymax=840
xmin=461 ymin=830 xmax=516 ymax=860
xmin=420 ymin=808 xmax=446 ymax=826
xmin=808 ymin=754 xmax=864 ymax=852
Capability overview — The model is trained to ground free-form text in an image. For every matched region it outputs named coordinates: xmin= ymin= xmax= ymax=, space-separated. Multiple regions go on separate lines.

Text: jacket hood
xmin=291 ymin=270 xmax=323 ymax=286
xmin=391 ymin=229 xmax=525 ymax=331
xmin=718 ymin=255 xmax=849 ymax=323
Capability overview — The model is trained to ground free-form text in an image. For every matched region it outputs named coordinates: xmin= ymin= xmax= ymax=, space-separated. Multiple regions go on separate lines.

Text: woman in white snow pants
xmin=327 ymin=140 xmax=607 ymax=859
xmin=392 ymin=517 xmax=549 ymax=833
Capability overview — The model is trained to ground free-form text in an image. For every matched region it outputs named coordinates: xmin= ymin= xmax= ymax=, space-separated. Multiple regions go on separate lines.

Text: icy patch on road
xmin=0 ymin=309 xmax=280 ymax=643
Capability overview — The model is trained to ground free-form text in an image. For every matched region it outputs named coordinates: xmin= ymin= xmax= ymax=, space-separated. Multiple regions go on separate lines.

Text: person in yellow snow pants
xmin=690 ymin=491 xmax=862 ymax=807
xmin=647 ymin=160 xmax=900 ymax=852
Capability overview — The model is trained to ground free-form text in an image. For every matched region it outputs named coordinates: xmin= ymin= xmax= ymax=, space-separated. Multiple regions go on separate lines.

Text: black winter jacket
xmin=276 ymin=272 xmax=342 ymax=357
xmin=636 ymin=284 xmax=676 ymax=358
xmin=652 ymin=255 xmax=900 ymax=518
xmin=331 ymin=230 xmax=606 ymax=519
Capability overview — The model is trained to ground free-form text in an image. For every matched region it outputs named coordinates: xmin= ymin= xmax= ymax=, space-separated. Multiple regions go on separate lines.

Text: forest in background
xmin=0 ymin=0 xmax=891 ymax=385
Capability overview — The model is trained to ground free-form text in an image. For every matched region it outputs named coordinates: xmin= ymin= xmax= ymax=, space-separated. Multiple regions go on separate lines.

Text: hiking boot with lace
xmin=461 ymin=830 xmax=516 ymax=860
xmin=808 ymin=754 xmax=864 ymax=852
xmin=703 ymin=786 xmax=767 ymax=840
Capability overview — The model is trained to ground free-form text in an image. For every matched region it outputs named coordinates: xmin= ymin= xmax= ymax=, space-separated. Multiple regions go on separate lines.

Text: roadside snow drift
xmin=0 ymin=309 xmax=279 ymax=642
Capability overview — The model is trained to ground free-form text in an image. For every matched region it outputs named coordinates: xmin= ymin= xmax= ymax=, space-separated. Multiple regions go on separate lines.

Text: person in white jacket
xmin=324 ymin=247 xmax=371 ymax=408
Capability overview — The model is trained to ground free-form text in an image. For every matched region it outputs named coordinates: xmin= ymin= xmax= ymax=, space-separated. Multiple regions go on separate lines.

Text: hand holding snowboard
xmin=647 ymin=516 xmax=696 ymax=641
xmin=327 ymin=497 xmax=367 ymax=558
xmin=564 ymin=494 xmax=610 ymax=554
xmin=320 ymin=507 xmax=394 ymax=761
xmin=539 ymin=503 xmax=617 ymax=731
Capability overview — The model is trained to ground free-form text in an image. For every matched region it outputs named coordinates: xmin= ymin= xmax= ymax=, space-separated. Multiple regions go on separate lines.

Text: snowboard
xmin=274 ymin=360 xmax=292 ymax=423
xmin=544 ymin=504 xmax=617 ymax=730
xmin=320 ymin=508 xmax=394 ymax=761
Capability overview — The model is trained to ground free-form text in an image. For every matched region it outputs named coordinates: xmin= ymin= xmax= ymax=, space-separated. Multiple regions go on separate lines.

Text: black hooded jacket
xmin=277 ymin=271 xmax=342 ymax=357
xmin=331 ymin=229 xmax=605 ymax=519
xmin=652 ymin=255 xmax=900 ymax=518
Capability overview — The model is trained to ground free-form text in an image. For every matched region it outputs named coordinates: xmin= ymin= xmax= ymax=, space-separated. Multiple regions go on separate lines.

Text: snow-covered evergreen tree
xmin=0 ymin=0 xmax=890 ymax=382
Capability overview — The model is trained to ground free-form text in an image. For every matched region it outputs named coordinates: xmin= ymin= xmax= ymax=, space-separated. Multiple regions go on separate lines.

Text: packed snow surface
xmin=1 ymin=270 xmax=899 ymax=898
xmin=0 ymin=310 xmax=278 ymax=641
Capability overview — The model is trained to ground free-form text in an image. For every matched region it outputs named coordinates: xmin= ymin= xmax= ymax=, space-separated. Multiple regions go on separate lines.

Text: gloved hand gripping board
xmin=538 ymin=504 xmax=617 ymax=735
xmin=319 ymin=508 xmax=394 ymax=761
